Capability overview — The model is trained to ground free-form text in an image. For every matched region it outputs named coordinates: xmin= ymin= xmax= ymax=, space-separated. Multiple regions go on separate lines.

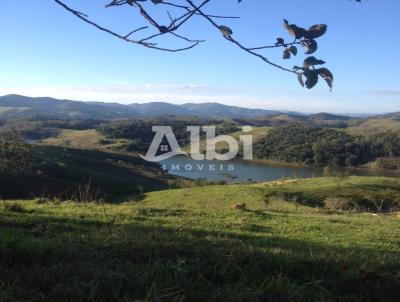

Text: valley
xmin=1 ymin=95 xmax=399 ymax=301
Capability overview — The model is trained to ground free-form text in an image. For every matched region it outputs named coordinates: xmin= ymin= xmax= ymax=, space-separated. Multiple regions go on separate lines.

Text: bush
xmin=277 ymin=191 xmax=323 ymax=207
xmin=374 ymin=157 xmax=400 ymax=170
xmin=98 ymin=139 xmax=113 ymax=145
xmin=364 ymin=189 xmax=400 ymax=213
xmin=324 ymin=198 xmax=357 ymax=211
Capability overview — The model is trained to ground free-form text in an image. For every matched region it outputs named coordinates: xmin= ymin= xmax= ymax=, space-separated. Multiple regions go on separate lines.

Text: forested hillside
xmin=254 ymin=125 xmax=400 ymax=167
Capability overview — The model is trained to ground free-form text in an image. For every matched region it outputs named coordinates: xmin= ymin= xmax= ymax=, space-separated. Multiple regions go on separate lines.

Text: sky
xmin=0 ymin=0 xmax=399 ymax=113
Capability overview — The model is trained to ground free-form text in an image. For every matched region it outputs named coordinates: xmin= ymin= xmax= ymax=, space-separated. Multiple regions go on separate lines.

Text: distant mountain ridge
xmin=0 ymin=95 xmax=139 ymax=120
xmin=0 ymin=94 xmax=390 ymax=120
xmin=0 ymin=94 xmax=285 ymax=120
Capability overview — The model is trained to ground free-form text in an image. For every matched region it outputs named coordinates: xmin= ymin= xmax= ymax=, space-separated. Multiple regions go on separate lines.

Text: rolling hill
xmin=0 ymin=94 xmax=283 ymax=120
xmin=0 ymin=145 xmax=186 ymax=200
xmin=0 ymin=95 xmax=140 ymax=120
xmin=1 ymin=177 xmax=400 ymax=301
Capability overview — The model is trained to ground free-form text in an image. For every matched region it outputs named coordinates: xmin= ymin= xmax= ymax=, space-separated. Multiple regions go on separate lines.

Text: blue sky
xmin=1 ymin=0 xmax=399 ymax=113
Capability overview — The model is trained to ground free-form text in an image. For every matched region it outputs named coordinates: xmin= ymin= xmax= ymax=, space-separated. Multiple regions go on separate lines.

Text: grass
xmin=228 ymin=126 xmax=272 ymax=141
xmin=1 ymin=177 xmax=400 ymax=301
xmin=261 ymin=176 xmax=400 ymax=206
xmin=40 ymin=129 xmax=135 ymax=152
xmin=0 ymin=145 xmax=186 ymax=200
xmin=41 ymin=129 xmax=105 ymax=148
xmin=346 ymin=119 xmax=400 ymax=136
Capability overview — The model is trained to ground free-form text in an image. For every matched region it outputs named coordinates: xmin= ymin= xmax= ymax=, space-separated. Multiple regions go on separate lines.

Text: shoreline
xmin=239 ymin=157 xmax=400 ymax=175
xmin=240 ymin=158 xmax=315 ymax=169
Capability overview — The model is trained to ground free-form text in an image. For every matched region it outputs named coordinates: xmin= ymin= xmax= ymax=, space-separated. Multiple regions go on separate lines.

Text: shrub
xmin=374 ymin=157 xmax=400 ymax=170
xmin=98 ymin=139 xmax=113 ymax=145
xmin=363 ymin=189 xmax=400 ymax=213
xmin=324 ymin=198 xmax=357 ymax=211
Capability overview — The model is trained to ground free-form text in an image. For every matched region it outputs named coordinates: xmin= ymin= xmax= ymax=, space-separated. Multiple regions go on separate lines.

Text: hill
xmin=309 ymin=112 xmax=352 ymax=121
xmin=0 ymin=145 xmax=186 ymax=200
xmin=0 ymin=95 xmax=140 ymax=120
xmin=0 ymin=95 xmax=282 ymax=120
xmin=369 ymin=112 xmax=400 ymax=120
xmin=1 ymin=94 xmax=375 ymax=121
xmin=350 ymin=118 xmax=400 ymax=133
xmin=4 ymin=94 xmax=398 ymax=124
xmin=179 ymin=102 xmax=281 ymax=118
xmin=1 ymin=177 xmax=400 ymax=301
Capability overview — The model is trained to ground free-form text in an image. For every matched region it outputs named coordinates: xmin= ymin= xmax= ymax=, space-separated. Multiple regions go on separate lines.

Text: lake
xmin=160 ymin=156 xmax=400 ymax=183
xmin=160 ymin=156 xmax=323 ymax=183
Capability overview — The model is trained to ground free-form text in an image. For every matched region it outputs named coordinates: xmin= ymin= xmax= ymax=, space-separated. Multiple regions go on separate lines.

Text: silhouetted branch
xmin=54 ymin=0 xmax=202 ymax=52
xmin=54 ymin=0 xmax=366 ymax=89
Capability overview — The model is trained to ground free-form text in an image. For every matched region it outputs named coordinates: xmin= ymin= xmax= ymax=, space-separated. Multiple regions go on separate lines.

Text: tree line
xmin=254 ymin=125 xmax=400 ymax=168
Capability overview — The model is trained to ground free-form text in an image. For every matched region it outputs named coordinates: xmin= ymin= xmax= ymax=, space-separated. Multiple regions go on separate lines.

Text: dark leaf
xmin=219 ymin=25 xmax=233 ymax=38
xmin=289 ymin=46 xmax=298 ymax=56
xmin=283 ymin=20 xmax=306 ymax=39
xmin=301 ymin=39 xmax=318 ymax=54
xmin=303 ymin=69 xmax=319 ymax=89
xmin=275 ymin=38 xmax=285 ymax=46
xmin=297 ymin=73 xmax=305 ymax=87
xmin=305 ymin=24 xmax=327 ymax=39
xmin=283 ymin=49 xmax=291 ymax=59
xmin=158 ymin=26 xmax=168 ymax=33
xmin=318 ymin=68 xmax=334 ymax=91
xmin=303 ymin=56 xmax=326 ymax=68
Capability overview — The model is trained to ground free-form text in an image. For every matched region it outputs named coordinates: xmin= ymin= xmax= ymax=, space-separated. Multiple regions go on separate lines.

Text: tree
xmin=365 ymin=189 xmax=400 ymax=213
xmin=0 ymin=132 xmax=34 ymax=179
xmin=54 ymin=0 xmax=365 ymax=90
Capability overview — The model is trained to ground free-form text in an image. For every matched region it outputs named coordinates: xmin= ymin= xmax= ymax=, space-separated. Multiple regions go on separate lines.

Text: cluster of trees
xmin=0 ymin=132 xmax=37 ymax=199
xmin=234 ymin=114 xmax=352 ymax=128
xmin=98 ymin=118 xmax=240 ymax=153
xmin=0 ymin=132 xmax=34 ymax=178
xmin=254 ymin=125 xmax=400 ymax=167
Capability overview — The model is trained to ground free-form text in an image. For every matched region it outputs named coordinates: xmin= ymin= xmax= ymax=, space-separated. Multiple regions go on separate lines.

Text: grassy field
xmin=261 ymin=176 xmax=400 ymax=207
xmin=346 ymin=119 xmax=400 ymax=136
xmin=41 ymin=129 xmax=105 ymax=148
xmin=229 ymin=126 xmax=272 ymax=141
xmin=41 ymin=129 xmax=136 ymax=152
xmin=1 ymin=177 xmax=400 ymax=301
